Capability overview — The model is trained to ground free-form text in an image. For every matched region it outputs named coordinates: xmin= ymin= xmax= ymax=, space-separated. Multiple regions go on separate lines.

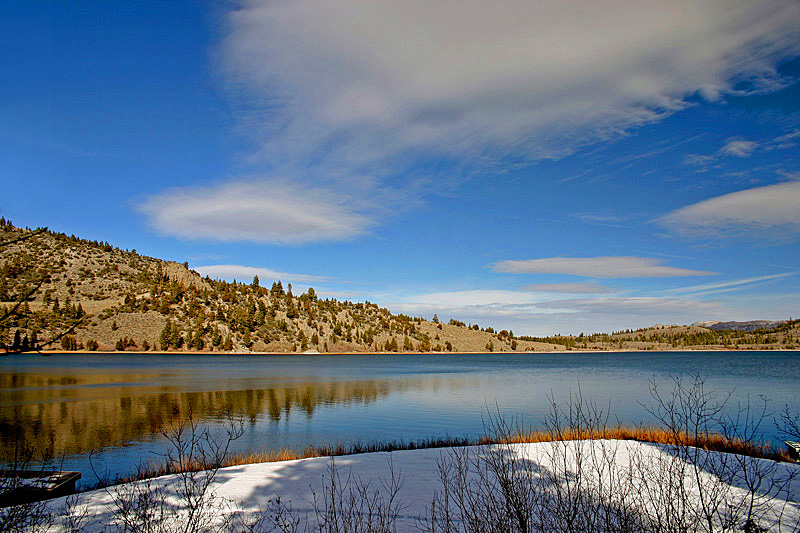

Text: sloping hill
xmin=0 ymin=220 xmax=539 ymax=353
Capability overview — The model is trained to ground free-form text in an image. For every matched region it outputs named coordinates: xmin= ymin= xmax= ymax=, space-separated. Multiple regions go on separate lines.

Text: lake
xmin=1 ymin=351 xmax=798 ymax=488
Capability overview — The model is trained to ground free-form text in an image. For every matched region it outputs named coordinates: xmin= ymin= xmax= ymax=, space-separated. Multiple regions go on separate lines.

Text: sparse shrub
xmin=60 ymin=335 xmax=78 ymax=351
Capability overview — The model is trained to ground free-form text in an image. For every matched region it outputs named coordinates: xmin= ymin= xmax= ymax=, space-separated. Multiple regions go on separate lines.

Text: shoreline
xmin=21 ymin=424 xmax=786 ymax=496
xmin=41 ymin=438 xmax=800 ymax=532
xmin=7 ymin=347 xmax=799 ymax=356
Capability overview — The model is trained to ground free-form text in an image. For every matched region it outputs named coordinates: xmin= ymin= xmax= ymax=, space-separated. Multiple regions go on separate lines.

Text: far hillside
xmin=519 ymin=320 xmax=800 ymax=351
xmin=1 ymin=220 xmax=797 ymax=354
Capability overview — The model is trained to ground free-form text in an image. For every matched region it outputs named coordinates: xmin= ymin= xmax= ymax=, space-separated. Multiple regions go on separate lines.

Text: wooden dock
xmin=0 ymin=470 xmax=81 ymax=507
xmin=786 ymin=441 xmax=800 ymax=460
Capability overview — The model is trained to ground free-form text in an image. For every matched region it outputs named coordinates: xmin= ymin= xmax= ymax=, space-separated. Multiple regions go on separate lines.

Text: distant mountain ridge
xmin=691 ymin=320 xmax=786 ymax=332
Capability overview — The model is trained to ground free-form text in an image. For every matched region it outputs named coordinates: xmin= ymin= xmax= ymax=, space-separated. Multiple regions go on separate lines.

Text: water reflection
xmin=0 ymin=373 xmax=408 ymax=459
xmin=1 ymin=351 xmax=798 ymax=485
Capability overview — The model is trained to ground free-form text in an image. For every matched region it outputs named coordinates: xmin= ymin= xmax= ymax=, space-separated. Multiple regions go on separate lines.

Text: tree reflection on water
xmin=0 ymin=372 xmax=403 ymax=460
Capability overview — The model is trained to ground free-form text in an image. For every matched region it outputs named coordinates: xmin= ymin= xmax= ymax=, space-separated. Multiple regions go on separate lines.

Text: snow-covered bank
xmin=45 ymin=440 xmax=800 ymax=531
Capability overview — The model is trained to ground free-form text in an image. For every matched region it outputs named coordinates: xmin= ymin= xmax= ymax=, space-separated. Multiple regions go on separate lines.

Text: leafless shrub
xmin=103 ymin=412 xmax=246 ymax=532
xmin=778 ymin=406 xmax=800 ymax=443
xmin=423 ymin=377 xmax=800 ymax=533
xmin=645 ymin=377 xmax=799 ymax=532
xmin=252 ymin=457 xmax=405 ymax=533
xmin=0 ymin=437 xmax=56 ymax=532
xmin=311 ymin=457 xmax=405 ymax=532
xmin=56 ymin=494 xmax=94 ymax=532
xmin=424 ymin=443 xmax=541 ymax=533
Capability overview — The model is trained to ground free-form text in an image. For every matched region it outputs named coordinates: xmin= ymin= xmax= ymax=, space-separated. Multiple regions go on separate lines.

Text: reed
xmin=503 ymin=425 xmax=787 ymax=461
xmin=113 ymin=425 xmax=785 ymax=488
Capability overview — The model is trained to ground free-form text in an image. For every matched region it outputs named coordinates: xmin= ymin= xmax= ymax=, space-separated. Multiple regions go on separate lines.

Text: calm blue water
xmin=1 ymin=351 xmax=798 ymax=487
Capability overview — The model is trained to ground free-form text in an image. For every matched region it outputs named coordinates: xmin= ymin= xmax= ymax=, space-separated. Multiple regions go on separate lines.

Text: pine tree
xmin=170 ymin=322 xmax=182 ymax=348
xmin=160 ymin=320 xmax=172 ymax=350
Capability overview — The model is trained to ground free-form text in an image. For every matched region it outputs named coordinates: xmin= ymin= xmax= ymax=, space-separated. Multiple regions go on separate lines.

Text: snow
xmin=44 ymin=440 xmax=800 ymax=531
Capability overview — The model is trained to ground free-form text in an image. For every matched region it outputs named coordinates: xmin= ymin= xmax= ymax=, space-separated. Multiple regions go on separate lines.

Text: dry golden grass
xmin=113 ymin=426 xmax=788 ymax=488
xmin=500 ymin=425 xmax=788 ymax=461
xmin=116 ymin=436 xmax=475 ymax=485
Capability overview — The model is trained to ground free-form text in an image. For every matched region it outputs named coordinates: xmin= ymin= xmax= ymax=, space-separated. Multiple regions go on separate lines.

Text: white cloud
xmin=194 ymin=264 xmax=331 ymax=284
xmin=657 ymin=180 xmax=800 ymax=240
xmin=383 ymin=291 xmax=728 ymax=335
xmin=666 ymin=272 xmax=795 ymax=295
xmin=681 ymin=154 xmax=717 ymax=171
xmin=719 ymin=138 xmax=759 ymax=157
xmin=139 ymin=179 xmax=372 ymax=244
xmin=685 ymin=130 xmax=798 ymax=167
xmin=405 ymin=290 xmax=546 ymax=308
xmin=534 ymin=297 xmax=725 ymax=315
xmin=522 ymin=283 xmax=618 ymax=294
xmin=385 ymin=290 xmax=566 ymax=330
xmin=770 ymin=130 xmax=800 ymax=150
xmin=220 ymin=0 xmax=800 ymax=168
xmin=492 ymin=256 xmax=716 ymax=278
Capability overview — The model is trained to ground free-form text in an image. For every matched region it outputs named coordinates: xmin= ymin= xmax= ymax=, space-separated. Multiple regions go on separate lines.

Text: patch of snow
xmin=45 ymin=440 xmax=800 ymax=531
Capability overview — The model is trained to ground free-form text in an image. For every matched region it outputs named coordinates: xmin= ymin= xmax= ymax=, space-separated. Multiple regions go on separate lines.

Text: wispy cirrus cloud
xmin=139 ymin=179 xmax=373 ymax=245
xmin=657 ymin=180 xmax=800 ymax=240
xmin=194 ymin=264 xmax=332 ymax=284
xmin=719 ymin=138 xmax=759 ymax=157
xmin=403 ymin=290 xmax=545 ymax=308
xmin=684 ymin=130 xmax=799 ymax=168
xmin=221 ymin=0 xmax=800 ymax=170
xmin=384 ymin=290 xmax=729 ymax=335
xmin=522 ymin=283 xmax=618 ymax=294
xmin=769 ymin=130 xmax=800 ymax=150
xmin=666 ymin=272 xmax=796 ymax=296
xmin=533 ymin=297 xmax=724 ymax=315
xmin=491 ymin=256 xmax=716 ymax=278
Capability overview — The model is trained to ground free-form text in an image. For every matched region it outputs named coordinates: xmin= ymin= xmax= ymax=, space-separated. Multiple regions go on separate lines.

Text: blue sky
xmin=2 ymin=1 xmax=799 ymax=335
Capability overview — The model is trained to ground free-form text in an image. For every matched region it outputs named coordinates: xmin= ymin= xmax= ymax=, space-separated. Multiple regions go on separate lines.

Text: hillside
xmin=0 ymin=220 xmax=552 ymax=353
xmin=692 ymin=320 xmax=786 ymax=332
xmin=519 ymin=320 xmax=800 ymax=351
xmin=1 ymin=220 xmax=797 ymax=354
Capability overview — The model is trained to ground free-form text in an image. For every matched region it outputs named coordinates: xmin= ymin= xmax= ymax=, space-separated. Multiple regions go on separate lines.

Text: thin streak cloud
xmin=522 ymin=283 xmax=618 ymax=294
xmin=667 ymin=272 xmax=796 ymax=295
xmin=194 ymin=264 xmax=332 ymax=284
xmin=492 ymin=256 xmax=716 ymax=278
